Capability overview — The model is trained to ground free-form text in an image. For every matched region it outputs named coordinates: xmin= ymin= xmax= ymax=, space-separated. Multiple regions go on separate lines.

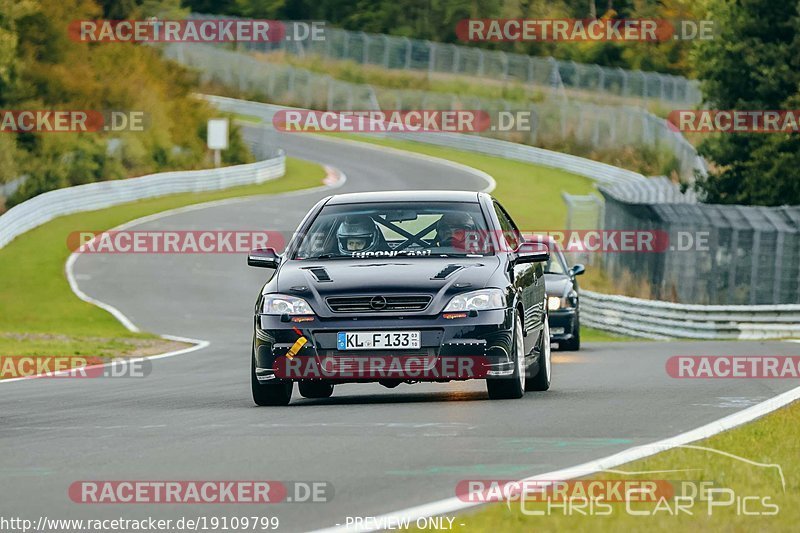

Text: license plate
xmin=337 ymin=331 xmax=421 ymax=350
xmin=551 ymin=327 xmax=565 ymax=335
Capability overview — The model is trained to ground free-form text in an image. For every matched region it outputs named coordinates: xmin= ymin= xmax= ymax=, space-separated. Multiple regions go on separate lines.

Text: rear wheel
xmin=486 ymin=313 xmax=525 ymax=400
xmin=526 ymin=312 xmax=552 ymax=391
xmin=251 ymin=350 xmax=292 ymax=406
xmin=299 ymin=380 xmax=334 ymax=399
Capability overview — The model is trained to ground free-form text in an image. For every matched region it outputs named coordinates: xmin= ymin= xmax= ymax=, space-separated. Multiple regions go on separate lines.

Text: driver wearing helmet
xmin=434 ymin=212 xmax=476 ymax=250
xmin=337 ymin=216 xmax=382 ymax=254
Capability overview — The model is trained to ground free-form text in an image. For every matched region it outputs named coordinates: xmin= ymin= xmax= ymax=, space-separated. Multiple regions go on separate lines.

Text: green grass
xmin=0 ymin=157 xmax=325 ymax=358
xmin=456 ymin=399 xmax=800 ymax=531
xmin=581 ymin=327 xmax=638 ymax=343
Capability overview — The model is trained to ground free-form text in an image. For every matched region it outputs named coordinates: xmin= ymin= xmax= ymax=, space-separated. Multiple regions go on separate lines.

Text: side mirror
xmin=248 ymin=248 xmax=281 ymax=269
xmin=570 ymin=264 xmax=586 ymax=276
xmin=515 ymin=241 xmax=550 ymax=264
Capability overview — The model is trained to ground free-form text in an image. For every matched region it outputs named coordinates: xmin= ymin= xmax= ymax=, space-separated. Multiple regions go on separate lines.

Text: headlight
xmin=261 ymin=294 xmax=314 ymax=315
xmin=547 ymin=296 xmax=562 ymax=311
xmin=567 ymin=290 xmax=578 ymax=307
xmin=443 ymin=288 xmax=505 ymax=312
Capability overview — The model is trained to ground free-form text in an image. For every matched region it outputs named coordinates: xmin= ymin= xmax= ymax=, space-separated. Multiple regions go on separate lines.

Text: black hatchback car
xmin=247 ymin=191 xmax=552 ymax=405
xmin=543 ymin=239 xmax=585 ymax=351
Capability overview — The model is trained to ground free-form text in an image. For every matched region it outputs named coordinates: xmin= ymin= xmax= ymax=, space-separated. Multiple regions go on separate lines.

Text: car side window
xmin=493 ymin=201 xmax=520 ymax=251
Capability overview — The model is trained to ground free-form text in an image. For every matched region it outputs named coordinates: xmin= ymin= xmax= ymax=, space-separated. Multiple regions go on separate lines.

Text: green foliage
xmin=0 ymin=0 xmax=251 ymax=204
xmin=692 ymin=0 xmax=800 ymax=206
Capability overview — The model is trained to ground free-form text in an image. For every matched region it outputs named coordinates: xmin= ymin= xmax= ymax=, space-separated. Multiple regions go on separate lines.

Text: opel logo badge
xmin=369 ymin=296 xmax=388 ymax=310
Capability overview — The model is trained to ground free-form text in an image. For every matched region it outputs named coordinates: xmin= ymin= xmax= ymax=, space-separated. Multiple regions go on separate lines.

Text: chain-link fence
xmin=599 ymin=183 xmax=800 ymax=305
xmin=190 ymin=14 xmax=701 ymax=107
xmin=561 ymin=192 xmax=604 ymax=266
xmin=166 ymin=42 xmax=704 ymax=181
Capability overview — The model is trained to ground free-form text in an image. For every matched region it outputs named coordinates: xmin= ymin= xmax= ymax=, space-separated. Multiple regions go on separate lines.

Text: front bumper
xmin=548 ymin=308 xmax=577 ymax=342
xmin=253 ymin=309 xmax=515 ymax=383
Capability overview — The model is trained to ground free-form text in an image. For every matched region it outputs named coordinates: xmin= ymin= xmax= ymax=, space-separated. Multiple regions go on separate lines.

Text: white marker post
xmin=207 ymin=118 xmax=229 ymax=168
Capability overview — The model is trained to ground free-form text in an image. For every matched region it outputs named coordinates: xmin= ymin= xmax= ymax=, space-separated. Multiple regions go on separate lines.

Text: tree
xmin=691 ymin=0 xmax=800 ymax=205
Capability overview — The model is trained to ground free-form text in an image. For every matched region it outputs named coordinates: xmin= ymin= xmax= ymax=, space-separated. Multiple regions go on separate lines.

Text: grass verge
xmin=0 ymin=157 xmax=325 ymax=359
xmin=456 ymin=399 xmax=800 ymax=531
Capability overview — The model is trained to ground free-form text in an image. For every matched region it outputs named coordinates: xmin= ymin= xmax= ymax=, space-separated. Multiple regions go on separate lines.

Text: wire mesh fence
xmin=189 ymin=14 xmax=701 ymax=107
xmin=561 ymin=192 xmax=604 ymax=266
xmin=166 ymin=42 xmax=704 ymax=182
xmin=599 ymin=185 xmax=800 ymax=305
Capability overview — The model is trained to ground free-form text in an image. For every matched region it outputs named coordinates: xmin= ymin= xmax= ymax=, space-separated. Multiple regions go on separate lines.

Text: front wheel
xmin=526 ymin=311 xmax=551 ymax=391
xmin=486 ymin=313 xmax=525 ymax=400
xmin=251 ymin=351 xmax=292 ymax=406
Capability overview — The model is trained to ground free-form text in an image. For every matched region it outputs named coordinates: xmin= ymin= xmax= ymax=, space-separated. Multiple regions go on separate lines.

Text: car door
xmin=492 ymin=201 xmax=544 ymax=356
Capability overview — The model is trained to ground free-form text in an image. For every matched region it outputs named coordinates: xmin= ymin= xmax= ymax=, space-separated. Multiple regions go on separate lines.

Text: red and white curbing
xmin=323 ymin=165 xmax=346 ymax=187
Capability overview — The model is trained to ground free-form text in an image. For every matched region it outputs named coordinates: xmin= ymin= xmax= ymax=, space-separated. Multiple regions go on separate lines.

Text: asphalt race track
xmin=2 ymin=132 xmax=799 ymax=532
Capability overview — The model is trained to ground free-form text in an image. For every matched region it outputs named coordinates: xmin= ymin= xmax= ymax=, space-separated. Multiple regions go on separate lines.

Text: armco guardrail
xmin=581 ymin=290 xmax=800 ymax=340
xmin=0 ymin=151 xmax=285 ymax=250
xmin=203 ymin=95 xmax=800 ymax=340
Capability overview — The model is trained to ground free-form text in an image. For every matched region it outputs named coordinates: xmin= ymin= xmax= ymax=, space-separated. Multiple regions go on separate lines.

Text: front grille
xmin=326 ymin=295 xmax=432 ymax=313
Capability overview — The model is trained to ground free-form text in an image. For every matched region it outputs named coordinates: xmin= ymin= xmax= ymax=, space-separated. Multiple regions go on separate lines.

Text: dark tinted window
xmin=293 ymin=201 xmax=491 ymax=259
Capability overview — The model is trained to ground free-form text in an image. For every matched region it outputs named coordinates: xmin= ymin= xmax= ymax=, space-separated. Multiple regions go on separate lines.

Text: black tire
xmin=561 ymin=314 xmax=581 ymax=351
xmin=299 ymin=380 xmax=334 ymax=399
xmin=486 ymin=313 xmax=525 ymax=400
xmin=526 ymin=310 xmax=552 ymax=391
xmin=251 ymin=351 xmax=292 ymax=406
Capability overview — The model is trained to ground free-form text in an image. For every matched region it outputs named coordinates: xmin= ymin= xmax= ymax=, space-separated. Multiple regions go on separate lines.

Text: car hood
xmin=273 ymin=256 xmax=502 ymax=317
xmin=544 ymin=273 xmax=571 ymax=297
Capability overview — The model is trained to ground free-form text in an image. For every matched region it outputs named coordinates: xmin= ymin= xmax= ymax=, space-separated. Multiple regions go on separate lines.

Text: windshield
xmin=543 ymin=242 xmax=566 ymax=274
xmin=293 ymin=201 xmax=491 ymax=259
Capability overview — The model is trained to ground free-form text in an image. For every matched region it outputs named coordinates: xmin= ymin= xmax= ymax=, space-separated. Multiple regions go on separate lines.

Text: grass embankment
xmin=457 ymin=399 xmax=800 ymax=532
xmin=263 ymin=52 xmax=674 ymax=119
xmin=0 ymin=158 xmax=325 ymax=359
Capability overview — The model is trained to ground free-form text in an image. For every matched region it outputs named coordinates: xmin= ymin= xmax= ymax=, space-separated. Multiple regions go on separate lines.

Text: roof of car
xmin=326 ymin=190 xmax=483 ymax=205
